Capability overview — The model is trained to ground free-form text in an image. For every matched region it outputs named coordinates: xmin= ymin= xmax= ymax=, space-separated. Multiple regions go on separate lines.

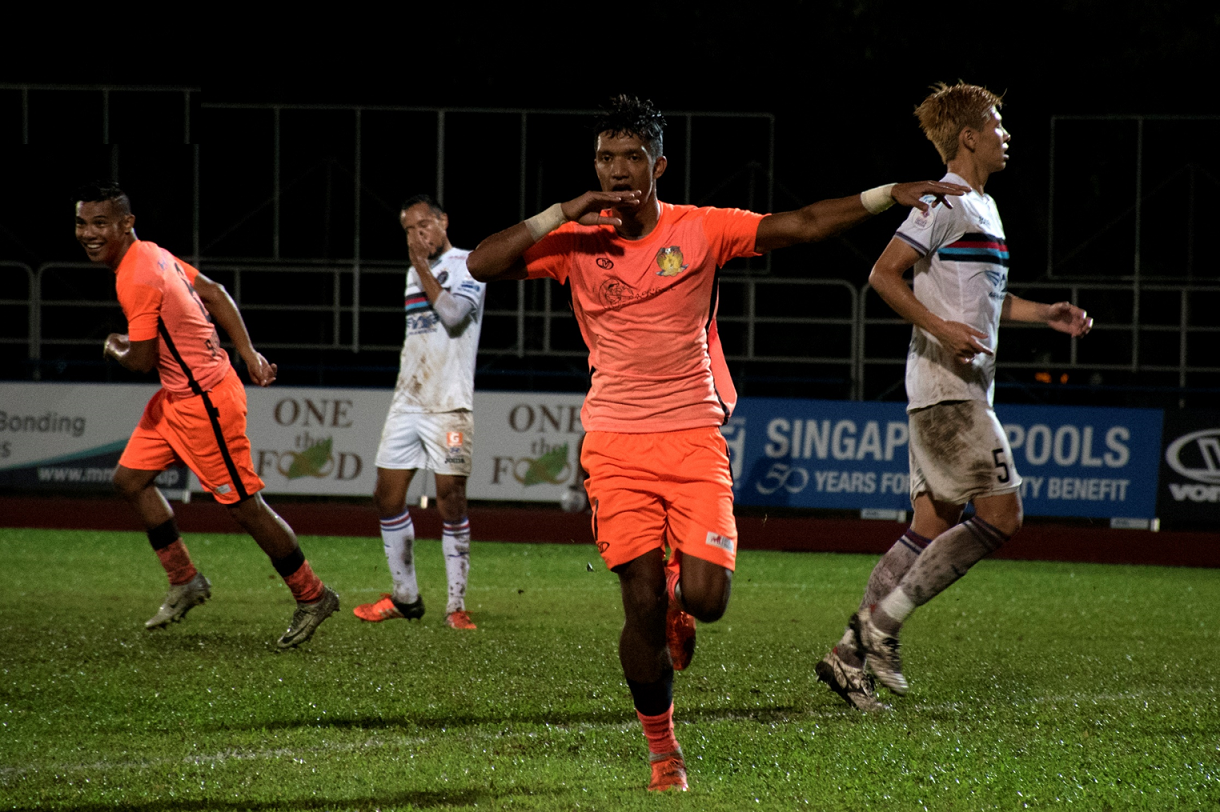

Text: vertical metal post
xmin=21 ymin=88 xmax=28 ymax=144
xmin=1131 ymin=118 xmax=1142 ymax=373
xmin=102 ymin=88 xmax=109 ymax=144
xmin=436 ymin=110 xmax=446 ymax=207
xmin=352 ymin=108 xmax=362 ymax=352
xmin=1186 ymin=164 xmax=1195 ymax=279
xmin=1046 ymin=117 xmax=1056 ymax=277
xmin=192 ymin=145 xmax=200 ymax=267
xmin=183 ymin=90 xmax=191 ymax=144
xmin=684 ymin=114 xmax=692 ymax=204
xmin=1179 ymin=288 xmax=1188 ymax=397
xmin=517 ymin=112 xmax=528 ymax=359
xmin=109 ymin=144 xmax=119 ymax=183
xmin=273 ymin=108 xmax=281 ymax=259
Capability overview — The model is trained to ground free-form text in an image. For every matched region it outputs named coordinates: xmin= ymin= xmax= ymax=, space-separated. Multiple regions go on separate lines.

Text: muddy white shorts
xmin=908 ymin=400 xmax=1021 ymax=506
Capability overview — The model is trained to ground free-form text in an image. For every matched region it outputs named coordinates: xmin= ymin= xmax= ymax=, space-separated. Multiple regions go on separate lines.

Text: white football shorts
xmin=908 ymin=399 xmax=1021 ymax=506
xmin=375 ymin=409 xmax=474 ymax=477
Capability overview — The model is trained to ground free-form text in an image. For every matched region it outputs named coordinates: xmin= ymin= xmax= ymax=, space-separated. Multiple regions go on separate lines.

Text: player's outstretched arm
xmin=193 ymin=273 xmax=278 ymax=386
xmin=754 ymin=180 xmax=970 ymax=253
xmin=103 ymin=333 xmax=158 ymax=373
xmin=1002 ymin=295 xmax=1093 ymax=337
xmin=467 ymin=190 xmax=641 ymax=282
xmin=870 ymin=238 xmax=994 ymax=365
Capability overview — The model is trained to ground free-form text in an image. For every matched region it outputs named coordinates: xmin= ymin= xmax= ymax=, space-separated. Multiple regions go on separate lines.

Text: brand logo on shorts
xmin=214 ymin=484 xmax=232 ymax=495
xmin=447 ymin=431 xmax=463 ymax=448
xmin=705 ymin=531 xmax=735 ymax=553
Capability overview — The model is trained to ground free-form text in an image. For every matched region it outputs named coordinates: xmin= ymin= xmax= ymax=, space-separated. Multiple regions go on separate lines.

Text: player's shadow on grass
xmin=212 ymin=699 xmax=826 ymax=736
xmin=7 ymin=785 xmax=558 ymax=812
xmin=212 ymin=706 xmax=629 ymax=734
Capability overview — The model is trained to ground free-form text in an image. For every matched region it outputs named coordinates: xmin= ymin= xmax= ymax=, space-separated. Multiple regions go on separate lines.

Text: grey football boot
xmin=850 ymin=607 xmax=909 ymax=695
xmin=145 ymin=573 xmax=212 ymax=629
xmin=277 ymin=586 xmax=340 ymax=649
xmin=815 ymin=645 xmax=889 ymax=711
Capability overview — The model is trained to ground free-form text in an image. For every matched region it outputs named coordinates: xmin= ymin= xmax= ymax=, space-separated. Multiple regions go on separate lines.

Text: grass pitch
xmin=0 ymin=527 xmax=1217 ymax=811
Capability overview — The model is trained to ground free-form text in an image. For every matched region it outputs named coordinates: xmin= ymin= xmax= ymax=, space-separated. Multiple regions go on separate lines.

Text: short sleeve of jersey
xmin=116 ymin=254 xmax=165 ymax=343
xmin=895 ymin=197 xmax=962 ymax=257
xmin=699 ymin=207 xmax=765 ymax=265
xmin=523 ymin=226 xmax=581 ymax=285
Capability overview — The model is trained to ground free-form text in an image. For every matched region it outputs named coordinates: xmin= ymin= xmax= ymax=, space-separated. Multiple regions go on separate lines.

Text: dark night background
xmin=4 ymin=3 xmax=1217 ymax=401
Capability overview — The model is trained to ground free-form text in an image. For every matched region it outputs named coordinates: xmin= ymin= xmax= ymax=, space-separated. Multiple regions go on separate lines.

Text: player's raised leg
xmin=113 ymin=464 xmax=211 ymax=629
xmin=436 ymin=473 xmax=475 ymax=630
xmin=356 ymin=467 xmax=426 ymax=622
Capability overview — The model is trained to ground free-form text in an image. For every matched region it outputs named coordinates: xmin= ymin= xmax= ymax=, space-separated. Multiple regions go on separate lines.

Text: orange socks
xmin=155 ymin=540 xmax=198 ymax=586
xmin=637 ymin=703 xmax=680 ymax=756
xmin=283 ymin=560 xmax=325 ymax=603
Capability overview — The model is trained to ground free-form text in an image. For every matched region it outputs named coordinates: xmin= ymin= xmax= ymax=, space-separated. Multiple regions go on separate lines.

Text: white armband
xmin=525 ymin=203 xmax=568 ymax=242
xmin=861 ymin=183 xmax=897 ymax=215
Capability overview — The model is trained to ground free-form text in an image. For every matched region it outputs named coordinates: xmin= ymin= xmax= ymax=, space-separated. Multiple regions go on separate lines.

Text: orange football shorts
xmin=118 ymin=367 xmax=265 ymax=504
xmin=581 ymin=426 xmax=737 ymax=571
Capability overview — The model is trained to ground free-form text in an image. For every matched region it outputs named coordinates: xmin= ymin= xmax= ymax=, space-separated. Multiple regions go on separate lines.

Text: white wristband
xmin=860 ymin=183 xmax=896 ymax=215
xmin=525 ymin=202 xmax=568 ymax=242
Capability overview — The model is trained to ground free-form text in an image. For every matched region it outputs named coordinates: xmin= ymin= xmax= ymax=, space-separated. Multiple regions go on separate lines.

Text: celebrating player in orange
xmin=75 ymin=181 xmax=339 ymax=648
xmin=467 ymin=95 xmax=967 ymax=792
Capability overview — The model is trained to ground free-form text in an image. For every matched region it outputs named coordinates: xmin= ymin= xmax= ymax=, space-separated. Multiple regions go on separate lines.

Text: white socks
xmin=442 ymin=518 xmax=471 ymax=614
xmin=380 ymin=509 xmax=419 ymax=604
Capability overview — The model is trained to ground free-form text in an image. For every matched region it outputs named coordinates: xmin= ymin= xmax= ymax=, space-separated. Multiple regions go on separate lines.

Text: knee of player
xmin=112 ymin=466 xmax=145 ymax=498
xmin=682 ymin=580 xmax=732 ymax=623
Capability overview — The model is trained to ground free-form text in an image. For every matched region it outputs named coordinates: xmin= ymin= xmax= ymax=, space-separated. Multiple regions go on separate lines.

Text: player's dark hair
xmin=593 ymin=94 xmax=666 ymax=160
xmin=401 ymin=193 xmax=444 ymax=217
xmin=72 ymin=180 xmax=131 ymax=216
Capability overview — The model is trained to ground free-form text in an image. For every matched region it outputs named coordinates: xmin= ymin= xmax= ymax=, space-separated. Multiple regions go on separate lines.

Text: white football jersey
xmin=893 ymin=172 xmax=1009 ymax=411
xmin=390 ymin=247 xmax=485 ymax=413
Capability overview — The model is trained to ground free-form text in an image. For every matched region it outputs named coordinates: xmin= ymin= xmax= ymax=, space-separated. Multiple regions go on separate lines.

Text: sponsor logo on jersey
xmin=436 ymin=270 xmax=449 ymax=286
xmin=705 ymin=531 xmax=735 ymax=553
xmin=655 ymin=246 xmax=689 ymax=277
xmin=596 ymin=257 xmax=614 ymax=270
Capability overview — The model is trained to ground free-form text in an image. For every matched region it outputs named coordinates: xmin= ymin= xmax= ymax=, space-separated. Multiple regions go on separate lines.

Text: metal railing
xmin=2 ymin=84 xmax=198 ymax=144
xmin=27 ymin=260 xmax=1220 ymax=401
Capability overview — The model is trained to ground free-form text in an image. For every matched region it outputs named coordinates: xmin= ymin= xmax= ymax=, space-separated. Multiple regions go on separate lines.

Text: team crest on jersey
xmin=655 ymin=246 xmax=689 ymax=277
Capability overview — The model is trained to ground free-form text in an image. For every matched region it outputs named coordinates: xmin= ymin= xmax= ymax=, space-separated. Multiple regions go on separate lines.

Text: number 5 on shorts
xmin=992 ymin=448 xmax=1010 ymax=483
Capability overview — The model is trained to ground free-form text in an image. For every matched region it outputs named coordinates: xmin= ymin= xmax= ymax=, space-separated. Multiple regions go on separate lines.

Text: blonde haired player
xmin=816 ymin=83 xmax=1093 ymax=711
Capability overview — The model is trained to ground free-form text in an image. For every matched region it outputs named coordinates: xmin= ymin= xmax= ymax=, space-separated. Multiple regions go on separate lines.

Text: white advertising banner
xmin=0 ymin=382 xmax=187 ymax=492
xmin=0 ymin=383 xmax=586 ymax=504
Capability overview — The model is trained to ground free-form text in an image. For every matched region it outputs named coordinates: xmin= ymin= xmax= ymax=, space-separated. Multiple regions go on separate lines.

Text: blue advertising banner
xmin=725 ymin=399 xmax=1163 ymax=519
